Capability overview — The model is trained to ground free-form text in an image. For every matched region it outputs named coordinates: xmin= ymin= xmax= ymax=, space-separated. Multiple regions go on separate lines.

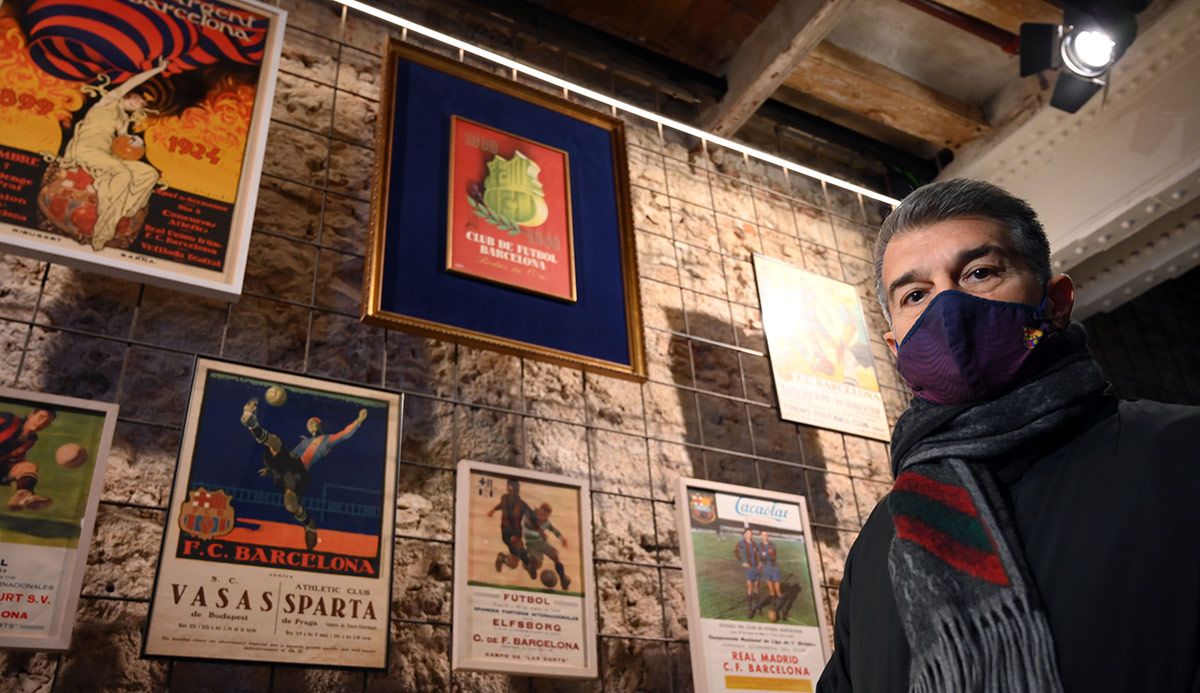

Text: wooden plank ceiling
xmin=522 ymin=0 xmax=1063 ymax=157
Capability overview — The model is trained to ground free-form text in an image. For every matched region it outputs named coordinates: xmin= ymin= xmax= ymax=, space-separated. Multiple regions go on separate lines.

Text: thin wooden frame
xmin=363 ymin=39 xmax=645 ymax=381
xmin=0 ymin=387 xmax=118 ymax=652
xmin=676 ymin=477 xmax=831 ymax=692
xmin=451 ymin=459 xmax=599 ymax=679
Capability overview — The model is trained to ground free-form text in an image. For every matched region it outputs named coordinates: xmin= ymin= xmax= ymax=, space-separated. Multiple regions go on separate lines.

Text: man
xmin=758 ymin=530 xmax=782 ymax=610
xmin=489 ymin=478 xmax=537 ymax=575
xmin=734 ymin=526 xmax=761 ymax=618
xmin=817 ymin=179 xmax=1200 ymax=692
xmin=521 ymin=501 xmax=571 ymax=591
xmin=240 ymin=399 xmax=367 ymax=551
xmin=0 ymin=407 xmax=56 ymax=511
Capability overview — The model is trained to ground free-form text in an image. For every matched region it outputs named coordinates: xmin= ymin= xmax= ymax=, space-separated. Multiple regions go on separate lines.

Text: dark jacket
xmin=818 ymin=398 xmax=1200 ymax=692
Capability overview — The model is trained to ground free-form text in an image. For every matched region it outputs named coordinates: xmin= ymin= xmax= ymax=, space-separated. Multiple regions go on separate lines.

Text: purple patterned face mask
xmin=896 ymin=290 xmax=1055 ymax=405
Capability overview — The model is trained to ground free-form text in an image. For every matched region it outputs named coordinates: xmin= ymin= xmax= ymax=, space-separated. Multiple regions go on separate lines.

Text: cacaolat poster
xmin=144 ymin=360 xmax=399 ymax=668
xmin=677 ymin=478 xmax=830 ymax=693
xmin=0 ymin=387 xmax=117 ymax=651
xmin=0 ymin=0 xmax=283 ymax=299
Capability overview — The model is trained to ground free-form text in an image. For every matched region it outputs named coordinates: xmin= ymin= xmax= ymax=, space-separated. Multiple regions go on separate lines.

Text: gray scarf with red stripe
xmin=887 ymin=323 xmax=1107 ymax=692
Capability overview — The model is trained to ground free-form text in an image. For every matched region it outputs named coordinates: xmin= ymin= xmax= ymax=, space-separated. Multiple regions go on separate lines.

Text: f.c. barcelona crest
xmin=690 ymin=491 xmax=716 ymax=525
xmin=178 ymin=487 xmax=235 ymax=540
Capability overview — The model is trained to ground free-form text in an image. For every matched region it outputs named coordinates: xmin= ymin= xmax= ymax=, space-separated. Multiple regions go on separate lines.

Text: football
xmin=766 ymin=607 xmax=779 ymax=623
xmin=539 ymin=569 xmax=558 ymax=589
xmin=264 ymin=385 xmax=288 ymax=407
xmin=111 ymin=134 xmax=145 ymax=161
xmin=55 ymin=443 xmax=88 ymax=469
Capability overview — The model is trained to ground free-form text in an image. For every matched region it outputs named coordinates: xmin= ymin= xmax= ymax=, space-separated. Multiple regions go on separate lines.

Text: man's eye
xmin=902 ymin=290 xmax=925 ymax=306
xmin=966 ymin=267 xmax=998 ymax=281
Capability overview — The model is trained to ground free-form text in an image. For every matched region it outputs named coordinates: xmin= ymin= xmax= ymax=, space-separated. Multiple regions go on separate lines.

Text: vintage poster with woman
xmin=144 ymin=360 xmax=400 ymax=668
xmin=0 ymin=0 xmax=284 ymax=299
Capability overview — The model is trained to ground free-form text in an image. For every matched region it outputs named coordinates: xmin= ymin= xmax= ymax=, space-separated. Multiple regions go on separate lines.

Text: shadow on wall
xmin=661 ymin=306 xmax=841 ymax=545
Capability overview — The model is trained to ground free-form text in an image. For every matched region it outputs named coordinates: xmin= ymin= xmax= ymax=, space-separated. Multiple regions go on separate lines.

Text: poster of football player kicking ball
xmin=453 ymin=460 xmax=597 ymax=679
xmin=145 ymin=359 xmax=399 ymax=668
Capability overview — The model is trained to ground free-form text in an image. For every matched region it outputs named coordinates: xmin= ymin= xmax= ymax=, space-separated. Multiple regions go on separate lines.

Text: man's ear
xmin=884 ymin=331 xmax=898 ymax=355
xmin=1045 ymin=274 xmax=1075 ymax=327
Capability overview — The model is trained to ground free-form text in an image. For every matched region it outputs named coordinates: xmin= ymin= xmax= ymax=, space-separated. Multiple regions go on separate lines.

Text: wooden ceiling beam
xmin=932 ymin=0 xmax=1061 ymax=35
xmin=698 ymin=0 xmax=858 ymax=137
xmin=783 ymin=42 xmax=990 ymax=149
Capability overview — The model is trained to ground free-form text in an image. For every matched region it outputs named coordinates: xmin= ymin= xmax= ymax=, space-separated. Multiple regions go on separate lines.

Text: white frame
xmin=675 ymin=477 xmax=831 ymax=693
xmin=0 ymin=0 xmax=285 ymax=301
xmin=451 ymin=459 xmax=598 ymax=679
xmin=143 ymin=358 xmax=400 ymax=668
xmin=0 ymin=387 xmax=118 ymax=651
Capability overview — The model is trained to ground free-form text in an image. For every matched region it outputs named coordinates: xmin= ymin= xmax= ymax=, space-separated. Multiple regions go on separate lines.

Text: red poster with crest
xmin=446 ymin=116 xmax=576 ymax=301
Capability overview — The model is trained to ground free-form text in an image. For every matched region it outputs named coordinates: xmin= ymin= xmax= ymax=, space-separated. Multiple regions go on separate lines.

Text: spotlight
xmin=1019 ymin=3 xmax=1143 ymax=114
xmin=1061 ymin=28 xmax=1116 ymax=77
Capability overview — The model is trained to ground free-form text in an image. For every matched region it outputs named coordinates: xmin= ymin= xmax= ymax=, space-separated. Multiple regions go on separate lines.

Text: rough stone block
xmin=853 ymin=477 xmax=891 ymax=521
xmin=0 ymin=253 xmax=43 ymax=321
xmin=648 ymin=440 xmax=696 ymax=501
xmin=697 ymin=393 xmax=752 ymax=455
xmin=799 ymin=427 xmax=849 ymax=474
xmin=806 ymin=470 xmax=861 ymax=530
xmin=584 ymin=375 xmax=645 ymax=436
xmin=391 ymin=537 xmax=452 ymax=622
xmin=669 ymin=200 xmax=719 ymax=253
xmin=132 ymin=288 xmax=225 ymax=354
xmin=242 ymin=233 xmax=318 ymax=302
xmin=626 ymin=145 xmax=666 ymax=193
xmin=83 ymin=504 xmax=165 ymax=599
xmin=751 ymin=411 xmax=801 ymax=462
xmin=592 ymin=493 xmax=656 ymax=564
xmin=307 ymin=310 xmax=384 ymax=385
xmin=0 ymin=319 xmax=29 ymax=385
xmin=400 ymin=396 xmax=455 ymax=467
xmin=56 ymin=599 xmax=167 ymax=692
xmin=663 ymin=158 xmax=711 ymax=210
xmin=262 ymin=121 xmax=328 ymax=187
xmin=253 ymin=177 xmax=323 ymax=241
xmin=279 ymin=26 xmax=338 ymax=86
xmin=643 ymin=382 xmax=697 ymax=446
xmin=17 ymin=328 xmax=124 ymax=402
xmin=643 ymin=329 xmax=692 ymax=388
xmin=396 ymin=464 xmax=453 ymax=541
xmin=709 ymin=176 xmax=756 ymax=224
xmin=104 ymin=420 xmax=180 ymax=507
xmin=222 ymin=296 xmax=309 ymax=372
xmin=314 ymin=247 xmax=364 ymax=314
xmin=638 ymin=278 xmax=684 ymax=333
xmin=170 ymin=660 xmax=270 ymax=691
xmin=337 ymin=45 xmax=382 ymax=101
xmin=596 ymin=563 xmax=664 ymax=637
xmin=385 ymin=333 xmax=456 ymax=399
xmin=682 ymin=290 xmax=734 ymax=345
xmin=366 ymin=623 xmax=450 ymax=692
xmin=675 ymin=242 xmax=727 ymax=299
xmin=587 ymin=429 xmax=649 ymax=497
xmin=522 ymin=418 xmax=587 ymax=481
xmin=118 ymin=346 xmax=193 ymax=428
xmin=271 ymin=70 xmax=333 ymax=134
xmin=456 ymin=348 xmax=521 ymax=410
xmin=326 ymin=140 xmax=374 ymax=200
xmin=522 ymin=360 xmax=585 ymax=425
xmin=652 ymin=501 xmax=680 ymax=566
xmin=0 ymin=649 xmax=57 ymax=693
xmin=601 ymin=637 xmax=673 ymax=691
xmin=691 ymin=341 xmax=743 ymax=399
xmin=635 ymin=229 xmax=680 ymax=287
xmin=37 ymin=264 xmax=138 ymax=337
xmin=455 ymin=406 xmax=522 ymax=466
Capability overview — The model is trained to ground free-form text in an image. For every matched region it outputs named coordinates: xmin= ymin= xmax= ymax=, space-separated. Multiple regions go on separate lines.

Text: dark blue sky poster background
xmin=184 ymin=370 xmax=392 ymax=536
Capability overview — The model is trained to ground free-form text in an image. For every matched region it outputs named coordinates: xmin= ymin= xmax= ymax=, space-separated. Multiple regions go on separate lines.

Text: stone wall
xmin=0 ymin=0 xmax=908 ymax=690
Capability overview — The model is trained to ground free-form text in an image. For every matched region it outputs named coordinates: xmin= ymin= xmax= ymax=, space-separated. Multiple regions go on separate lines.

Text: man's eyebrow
xmin=887 ymin=269 xmax=923 ymax=302
xmin=955 ymin=243 xmax=1009 ymax=267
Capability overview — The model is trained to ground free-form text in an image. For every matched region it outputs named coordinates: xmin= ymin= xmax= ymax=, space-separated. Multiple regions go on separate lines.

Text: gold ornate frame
xmin=362 ymin=39 xmax=645 ymax=381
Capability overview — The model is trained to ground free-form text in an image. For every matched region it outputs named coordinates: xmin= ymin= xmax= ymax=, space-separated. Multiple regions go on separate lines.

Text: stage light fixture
xmin=1019 ymin=3 xmax=1143 ymax=114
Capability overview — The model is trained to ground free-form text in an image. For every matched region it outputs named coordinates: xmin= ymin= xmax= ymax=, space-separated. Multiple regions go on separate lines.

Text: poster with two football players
xmin=677 ymin=478 xmax=830 ymax=692
xmin=452 ymin=459 xmax=597 ymax=678
xmin=144 ymin=359 xmax=400 ymax=668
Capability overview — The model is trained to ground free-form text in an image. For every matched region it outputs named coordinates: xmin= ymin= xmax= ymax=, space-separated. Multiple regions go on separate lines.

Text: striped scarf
xmin=887 ymin=323 xmax=1108 ymax=692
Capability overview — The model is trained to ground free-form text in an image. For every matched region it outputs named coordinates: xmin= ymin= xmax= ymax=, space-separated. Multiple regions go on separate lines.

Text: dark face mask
xmin=895 ymin=290 xmax=1055 ymax=405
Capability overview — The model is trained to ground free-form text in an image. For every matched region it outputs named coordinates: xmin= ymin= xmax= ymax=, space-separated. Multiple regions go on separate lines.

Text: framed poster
xmin=753 ymin=254 xmax=891 ymax=441
xmin=0 ymin=0 xmax=285 ymax=301
xmin=676 ymin=478 xmax=830 ymax=693
xmin=447 ymin=116 xmax=575 ymax=301
xmin=0 ymin=387 xmax=117 ymax=651
xmin=451 ymin=459 xmax=597 ymax=678
xmin=144 ymin=359 xmax=400 ymax=669
xmin=363 ymin=40 xmax=645 ymax=381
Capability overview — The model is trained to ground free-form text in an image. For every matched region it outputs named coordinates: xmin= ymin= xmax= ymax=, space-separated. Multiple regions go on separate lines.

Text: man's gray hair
xmin=872 ymin=178 xmax=1052 ymax=322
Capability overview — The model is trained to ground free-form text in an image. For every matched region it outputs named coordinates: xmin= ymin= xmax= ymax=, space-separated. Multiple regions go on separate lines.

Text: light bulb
xmin=1072 ymin=30 xmax=1115 ymax=69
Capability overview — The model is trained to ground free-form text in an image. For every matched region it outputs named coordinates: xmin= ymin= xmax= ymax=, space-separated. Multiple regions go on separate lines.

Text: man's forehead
xmin=882 ymin=218 xmax=1014 ymax=280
